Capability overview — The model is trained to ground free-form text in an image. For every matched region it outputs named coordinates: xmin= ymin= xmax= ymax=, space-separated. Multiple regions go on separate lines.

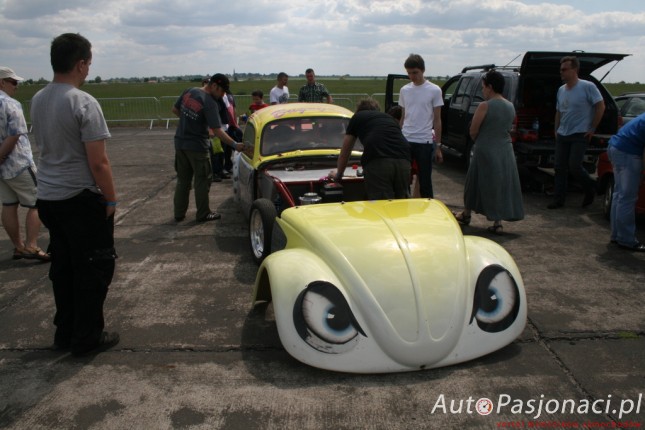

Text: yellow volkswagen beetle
xmin=252 ymin=199 xmax=527 ymax=373
xmin=233 ymin=103 xmax=365 ymax=264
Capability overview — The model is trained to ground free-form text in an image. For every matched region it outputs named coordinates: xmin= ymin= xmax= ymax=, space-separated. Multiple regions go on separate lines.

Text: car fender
xmin=433 ymin=235 xmax=527 ymax=368
xmin=255 ymin=248 xmax=416 ymax=372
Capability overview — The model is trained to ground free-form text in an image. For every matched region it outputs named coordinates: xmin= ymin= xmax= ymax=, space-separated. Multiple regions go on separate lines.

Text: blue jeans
xmin=553 ymin=133 xmax=596 ymax=203
xmin=608 ymin=146 xmax=642 ymax=247
xmin=409 ymin=142 xmax=435 ymax=198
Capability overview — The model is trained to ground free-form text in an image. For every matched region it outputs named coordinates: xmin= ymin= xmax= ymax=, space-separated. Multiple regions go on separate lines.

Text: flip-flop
xmin=12 ymin=247 xmax=28 ymax=260
xmin=14 ymin=247 xmax=51 ymax=261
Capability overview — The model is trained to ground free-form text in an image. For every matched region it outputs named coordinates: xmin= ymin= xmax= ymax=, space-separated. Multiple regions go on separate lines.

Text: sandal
xmin=13 ymin=246 xmax=51 ymax=261
xmin=453 ymin=211 xmax=471 ymax=226
xmin=487 ymin=224 xmax=504 ymax=235
xmin=197 ymin=212 xmax=221 ymax=222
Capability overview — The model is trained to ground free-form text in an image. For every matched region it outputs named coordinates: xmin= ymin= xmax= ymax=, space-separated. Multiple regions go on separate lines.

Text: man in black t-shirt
xmin=332 ymin=98 xmax=411 ymax=199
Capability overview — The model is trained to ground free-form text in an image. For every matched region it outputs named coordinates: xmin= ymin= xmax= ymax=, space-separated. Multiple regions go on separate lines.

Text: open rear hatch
xmin=520 ymin=51 xmax=629 ymax=81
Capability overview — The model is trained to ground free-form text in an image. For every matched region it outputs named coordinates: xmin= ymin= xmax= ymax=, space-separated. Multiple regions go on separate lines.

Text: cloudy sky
xmin=1 ymin=0 xmax=644 ymax=83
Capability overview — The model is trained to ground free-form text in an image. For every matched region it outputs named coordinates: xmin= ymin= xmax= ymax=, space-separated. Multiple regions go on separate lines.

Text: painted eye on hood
xmin=293 ymin=281 xmax=366 ymax=353
xmin=470 ymin=265 xmax=520 ymax=333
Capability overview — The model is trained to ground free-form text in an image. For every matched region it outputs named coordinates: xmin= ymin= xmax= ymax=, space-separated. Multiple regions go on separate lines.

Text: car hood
xmin=277 ymin=199 xmax=469 ymax=343
xmin=521 ymin=51 xmax=630 ymax=80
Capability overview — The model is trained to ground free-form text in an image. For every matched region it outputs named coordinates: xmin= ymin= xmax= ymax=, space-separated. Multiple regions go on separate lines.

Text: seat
xmin=263 ymin=125 xmax=294 ymax=155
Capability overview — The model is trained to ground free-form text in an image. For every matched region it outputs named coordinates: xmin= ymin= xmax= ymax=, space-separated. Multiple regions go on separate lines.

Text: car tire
xmin=249 ymin=199 xmax=278 ymax=265
xmin=603 ymin=176 xmax=614 ymax=220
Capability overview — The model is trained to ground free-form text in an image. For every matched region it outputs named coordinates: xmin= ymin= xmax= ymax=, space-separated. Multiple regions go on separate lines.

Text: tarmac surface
xmin=1 ymin=128 xmax=644 ymax=430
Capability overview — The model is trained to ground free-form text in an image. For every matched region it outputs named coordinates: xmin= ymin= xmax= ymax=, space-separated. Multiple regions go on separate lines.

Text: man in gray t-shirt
xmin=32 ymin=83 xmax=111 ymax=201
xmin=30 ymin=33 xmax=120 ymax=356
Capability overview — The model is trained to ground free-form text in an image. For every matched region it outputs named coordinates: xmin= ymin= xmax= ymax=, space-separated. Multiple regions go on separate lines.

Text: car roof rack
xmin=461 ymin=64 xmax=496 ymax=73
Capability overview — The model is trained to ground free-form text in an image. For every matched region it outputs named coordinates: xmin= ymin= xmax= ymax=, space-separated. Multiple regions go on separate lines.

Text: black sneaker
xmin=197 ymin=212 xmax=221 ymax=222
xmin=212 ymin=175 xmax=222 ymax=183
xmin=72 ymin=331 xmax=120 ymax=357
xmin=51 ymin=340 xmax=71 ymax=351
xmin=547 ymin=201 xmax=564 ymax=209
xmin=617 ymin=242 xmax=645 ymax=252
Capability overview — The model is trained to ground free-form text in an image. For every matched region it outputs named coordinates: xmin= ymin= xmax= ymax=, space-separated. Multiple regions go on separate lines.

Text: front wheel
xmin=249 ymin=199 xmax=278 ymax=265
xmin=602 ymin=176 xmax=614 ymax=220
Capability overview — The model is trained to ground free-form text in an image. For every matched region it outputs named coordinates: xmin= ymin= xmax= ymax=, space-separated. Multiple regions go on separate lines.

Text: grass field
xmin=14 ymin=78 xmax=395 ymax=104
xmin=15 ymin=78 xmax=645 ymax=104
xmin=15 ymin=78 xmax=645 ymax=127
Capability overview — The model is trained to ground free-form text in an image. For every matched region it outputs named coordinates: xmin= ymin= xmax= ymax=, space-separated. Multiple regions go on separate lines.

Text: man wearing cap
xmin=0 ymin=66 xmax=49 ymax=261
xmin=172 ymin=73 xmax=243 ymax=222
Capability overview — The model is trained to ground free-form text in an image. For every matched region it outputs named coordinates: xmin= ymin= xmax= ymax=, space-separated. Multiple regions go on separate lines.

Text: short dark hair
xmin=561 ymin=56 xmax=579 ymax=70
xmin=356 ymin=98 xmax=380 ymax=112
xmin=305 ymin=68 xmax=314 ymax=75
xmin=387 ymin=105 xmax=403 ymax=121
xmin=277 ymin=72 xmax=288 ymax=79
xmin=404 ymin=54 xmax=425 ymax=71
xmin=51 ymin=33 xmax=92 ymax=74
xmin=252 ymin=90 xmax=264 ymax=98
xmin=482 ymin=70 xmax=505 ymax=94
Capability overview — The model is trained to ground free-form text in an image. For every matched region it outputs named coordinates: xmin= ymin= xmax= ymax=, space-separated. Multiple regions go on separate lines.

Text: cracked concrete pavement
xmin=1 ymin=128 xmax=644 ymax=429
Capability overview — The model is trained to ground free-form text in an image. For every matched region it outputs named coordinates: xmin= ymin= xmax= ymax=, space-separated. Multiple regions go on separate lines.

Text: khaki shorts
xmin=0 ymin=166 xmax=38 ymax=208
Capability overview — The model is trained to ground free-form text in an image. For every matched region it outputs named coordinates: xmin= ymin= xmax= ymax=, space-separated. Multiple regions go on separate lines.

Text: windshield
xmin=261 ymin=117 xmax=359 ymax=156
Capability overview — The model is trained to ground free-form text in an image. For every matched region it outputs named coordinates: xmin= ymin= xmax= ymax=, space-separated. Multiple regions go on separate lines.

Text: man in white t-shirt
xmin=270 ymin=72 xmax=289 ymax=105
xmin=399 ymin=54 xmax=444 ymax=198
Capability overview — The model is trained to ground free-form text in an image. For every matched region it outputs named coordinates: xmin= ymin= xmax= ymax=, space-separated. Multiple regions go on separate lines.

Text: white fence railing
xmin=24 ymin=93 xmax=385 ymax=129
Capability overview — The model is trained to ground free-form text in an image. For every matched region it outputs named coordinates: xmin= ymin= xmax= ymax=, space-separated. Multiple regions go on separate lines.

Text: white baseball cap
xmin=0 ymin=67 xmax=24 ymax=81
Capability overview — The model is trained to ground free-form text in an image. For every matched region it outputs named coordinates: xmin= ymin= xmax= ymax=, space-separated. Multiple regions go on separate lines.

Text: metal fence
xmin=158 ymin=96 xmax=178 ymax=129
xmin=24 ymin=93 xmax=389 ymax=129
xmin=95 ymin=97 xmax=159 ymax=129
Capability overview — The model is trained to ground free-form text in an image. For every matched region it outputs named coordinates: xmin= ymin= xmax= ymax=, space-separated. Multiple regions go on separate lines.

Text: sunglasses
xmin=3 ymin=78 xmax=19 ymax=86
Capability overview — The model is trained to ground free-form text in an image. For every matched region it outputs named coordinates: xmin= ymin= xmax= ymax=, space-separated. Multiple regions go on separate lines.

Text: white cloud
xmin=0 ymin=0 xmax=643 ymax=82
